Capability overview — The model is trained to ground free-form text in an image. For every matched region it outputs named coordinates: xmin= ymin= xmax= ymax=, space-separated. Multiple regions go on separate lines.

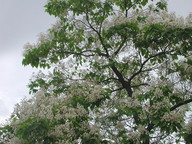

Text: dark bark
xmin=110 ymin=65 xmax=132 ymax=97
xmin=170 ymin=98 xmax=192 ymax=111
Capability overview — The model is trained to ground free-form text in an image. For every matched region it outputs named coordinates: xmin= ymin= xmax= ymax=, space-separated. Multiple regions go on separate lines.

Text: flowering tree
xmin=1 ymin=0 xmax=192 ymax=143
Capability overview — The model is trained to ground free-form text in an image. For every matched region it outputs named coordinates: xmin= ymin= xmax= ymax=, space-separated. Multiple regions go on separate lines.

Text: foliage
xmin=1 ymin=0 xmax=192 ymax=143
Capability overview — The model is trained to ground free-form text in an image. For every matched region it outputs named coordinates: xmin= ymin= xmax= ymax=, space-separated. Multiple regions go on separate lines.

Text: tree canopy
xmin=1 ymin=0 xmax=192 ymax=143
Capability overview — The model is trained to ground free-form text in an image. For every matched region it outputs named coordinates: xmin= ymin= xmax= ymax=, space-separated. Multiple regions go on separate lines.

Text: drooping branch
xmin=170 ymin=98 xmax=192 ymax=111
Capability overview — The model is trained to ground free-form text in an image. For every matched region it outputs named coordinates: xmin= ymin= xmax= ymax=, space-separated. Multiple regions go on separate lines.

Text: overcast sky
xmin=0 ymin=0 xmax=56 ymax=122
xmin=0 ymin=0 xmax=192 ymax=123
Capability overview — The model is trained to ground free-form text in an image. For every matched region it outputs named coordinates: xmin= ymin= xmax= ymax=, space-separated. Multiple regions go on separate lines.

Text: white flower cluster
xmin=103 ymin=13 xmax=129 ymax=29
xmin=37 ymin=32 xmax=54 ymax=44
xmin=23 ymin=30 xmax=54 ymax=56
xmin=154 ymin=88 xmax=164 ymax=98
xmin=22 ymin=42 xmax=37 ymax=56
xmin=185 ymin=118 xmax=192 ymax=134
xmin=137 ymin=125 xmax=147 ymax=134
xmin=178 ymin=60 xmax=192 ymax=74
xmin=127 ymin=131 xmax=141 ymax=144
xmin=142 ymin=11 xmax=185 ymax=28
xmin=51 ymin=20 xmax=65 ymax=31
xmin=11 ymin=90 xmax=58 ymax=123
xmin=83 ymin=124 xmax=101 ymax=139
xmin=48 ymin=122 xmax=76 ymax=139
xmin=103 ymin=9 xmax=192 ymax=30
xmin=117 ymin=97 xmax=140 ymax=108
xmin=162 ymin=111 xmax=183 ymax=123
xmin=7 ymin=137 xmax=26 ymax=144
xmin=152 ymin=98 xmax=170 ymax=108
xmin=55 ymin=103 xmax=88 ymax=120
xmin=67 ymin=81 xmax=104 ymax=103
xmin=186 ymin=13 xmax=192 ymax=26
xmin=6 ymin=76 xmax=106 ymax=142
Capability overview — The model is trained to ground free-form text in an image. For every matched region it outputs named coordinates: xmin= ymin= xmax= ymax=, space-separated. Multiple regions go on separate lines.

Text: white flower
xmin=23 ymin=42 xmax=36 ymax=56
xmin=162 ymin=112 xmax=183 ymax=123
xmin=154 ymin=88 xmax=163 ymax=98
xmin=185 ymin=119 xmax=192 ymax=134
xmin=137 ymin=125 xmax=147 ymax=134
xmin=128 ymin=131 xmax=141 ymax=142
xmin=186 ymin=13 xmax=192 ymax=26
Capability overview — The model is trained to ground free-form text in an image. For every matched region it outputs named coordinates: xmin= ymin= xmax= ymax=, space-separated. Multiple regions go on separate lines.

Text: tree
xmin=1 ymin=0 xmax=192 ymax=143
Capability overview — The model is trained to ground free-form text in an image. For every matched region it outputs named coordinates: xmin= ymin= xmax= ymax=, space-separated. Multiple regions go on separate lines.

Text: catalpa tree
xmin=1 ymin=0 xmax=192 ymax=143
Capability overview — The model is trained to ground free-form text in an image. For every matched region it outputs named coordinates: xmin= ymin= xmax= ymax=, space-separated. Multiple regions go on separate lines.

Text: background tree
xmin=1 ymin=0 xmax=192 ymax=143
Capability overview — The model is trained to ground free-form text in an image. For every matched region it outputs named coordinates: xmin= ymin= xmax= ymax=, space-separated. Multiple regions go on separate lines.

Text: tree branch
xmin=128 ymin=51 xmax=167 ymax=83
xmin=170 ymin=98 xmax=192 ymax=111
xmin=114 ymin=37 xmax=127 ymax=55
xmin=61 ymin=50 xmax=95 ymax=57
xmin=110 ymin=64 xmax=132 ymax=97
xmin=111 ymin=87 xmax=124 ymax=93
xmin=85 ymin=11 xmax=110 ymax=57
xmin=131 ymin=83 xmax=149 ymax=88
xmin=101 ymin=77 xmax=119 ymax=83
